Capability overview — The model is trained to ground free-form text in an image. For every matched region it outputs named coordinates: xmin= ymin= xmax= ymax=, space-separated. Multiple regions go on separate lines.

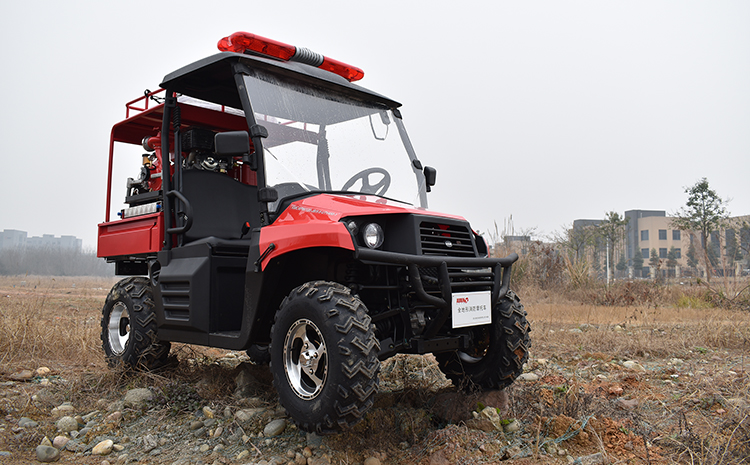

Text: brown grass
xmin=1 ymin=276 xmax=749 ymax=464
xmin=0 ymin=275 xmax=116 ymax=372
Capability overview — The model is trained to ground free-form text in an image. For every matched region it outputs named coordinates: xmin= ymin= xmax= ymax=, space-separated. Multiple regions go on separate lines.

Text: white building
xmin=0 ymin=230 xmax=82 ymax=252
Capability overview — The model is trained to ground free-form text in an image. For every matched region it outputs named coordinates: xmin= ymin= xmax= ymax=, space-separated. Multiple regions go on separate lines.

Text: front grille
xmin=418 ymin=266 xmax=494 ymax=294
xmin=419 ymin=222 xmax=476 ymax=257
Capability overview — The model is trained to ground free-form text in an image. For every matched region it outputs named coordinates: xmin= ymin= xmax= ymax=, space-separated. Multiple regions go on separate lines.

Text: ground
xmin=0 ymin=276 xmax=748 ymax=464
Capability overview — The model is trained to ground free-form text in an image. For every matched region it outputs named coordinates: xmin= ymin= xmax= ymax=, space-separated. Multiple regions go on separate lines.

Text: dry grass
xmin=0 ymin=275 xmax=116 ymax=372
xmin=1 ymin=276 xmax=749 ymax=464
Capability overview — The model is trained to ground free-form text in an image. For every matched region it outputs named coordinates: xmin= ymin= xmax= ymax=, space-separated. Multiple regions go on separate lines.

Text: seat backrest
xmin=180 ymin=170 xmax=259 ymax=243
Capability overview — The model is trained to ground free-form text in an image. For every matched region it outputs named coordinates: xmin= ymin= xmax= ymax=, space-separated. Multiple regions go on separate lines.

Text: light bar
xmin=218 ymin=32 xmax=364 ymax=82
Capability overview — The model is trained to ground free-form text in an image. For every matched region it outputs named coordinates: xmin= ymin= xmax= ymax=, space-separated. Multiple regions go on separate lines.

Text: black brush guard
xmin=355 ymin=248 xmax=519 ymax=356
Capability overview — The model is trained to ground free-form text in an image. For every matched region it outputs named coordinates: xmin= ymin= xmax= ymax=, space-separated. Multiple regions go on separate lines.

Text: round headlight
xmin=362 ymin=223 xmax=384 ymax=249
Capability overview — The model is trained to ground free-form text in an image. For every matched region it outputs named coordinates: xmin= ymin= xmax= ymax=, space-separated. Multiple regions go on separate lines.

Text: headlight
xmin=362 ymin=223 xmax=384 ymax=249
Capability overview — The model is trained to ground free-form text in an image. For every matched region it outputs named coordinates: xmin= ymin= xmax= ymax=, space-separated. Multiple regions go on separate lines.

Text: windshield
xmin=242 ymin=72 xmax=426 ymax=211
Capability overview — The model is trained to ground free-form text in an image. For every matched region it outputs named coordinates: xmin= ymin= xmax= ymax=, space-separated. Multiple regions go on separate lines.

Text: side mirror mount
xmin=215 ymin=131 xmax=256 ymax=169
xmin=424 ymin=166 xmax=437 ymax=192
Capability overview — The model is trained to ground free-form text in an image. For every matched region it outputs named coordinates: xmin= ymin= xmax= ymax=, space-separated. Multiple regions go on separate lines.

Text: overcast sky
xmin=1 ymin=1 xmax=748 ymax=249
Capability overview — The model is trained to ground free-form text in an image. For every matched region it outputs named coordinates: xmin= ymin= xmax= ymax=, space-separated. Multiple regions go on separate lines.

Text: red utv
xmin=97 ymin=32 xmax=530 ymax=434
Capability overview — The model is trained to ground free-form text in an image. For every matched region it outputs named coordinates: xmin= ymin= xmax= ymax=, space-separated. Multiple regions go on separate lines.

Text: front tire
xmin=436 ymin=291 xmax=530 ymax=391
xmin=270 ymin=281 xmax=380 ymax=434
xmin=101 ymin=277 xmax=170 ymax=370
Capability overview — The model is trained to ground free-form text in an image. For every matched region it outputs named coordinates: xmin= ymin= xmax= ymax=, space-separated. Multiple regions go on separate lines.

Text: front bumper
xmin=354 ymin=248 xmax=519 ymax=341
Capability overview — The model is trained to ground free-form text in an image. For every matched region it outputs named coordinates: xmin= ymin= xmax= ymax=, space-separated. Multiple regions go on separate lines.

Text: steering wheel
xmin=341 ymin=168 xmax=391 ymax=196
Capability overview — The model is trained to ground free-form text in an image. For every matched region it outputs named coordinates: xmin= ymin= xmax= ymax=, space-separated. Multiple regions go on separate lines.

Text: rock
xmin=264 ymin=419 xmax=286 ymax=437
xmin=51 ymin=402 xmax=75 ymax=417
xmin=106 ymin=411 xmax=123 ymax=423
xmin=18 ymin=417 xmax=39 ymax=428
xmin=10 ymin=370 xmax=34 ymax=381
xmin=236 ymin=450 xmax=250 ymax=460
xmin=623 ymin=360 xmax=645 ymax=372
xmin=189 ymin=420 xmax=204 ymax=431
xmin=569 ymin=328 xmax=583 ymax=334
xmin=295 ymin=452 xmax=307 ymax=465
xmin=479 ymin=406 xmax=503 ymax=430
xmin=64 ymin=439 xmax=85 ymax=453
xmin=92 ymin=439 xmax=114 ymax=456
xmin=466 ymin=418 xmax=496 ymax=432
xmin=616 ymin=398 xmax=639 ymax=409
xmin=669 ymin=358 xmax=684 ymax=365
xmin=36 ymin=367 xmax=51 ymax=376
xmin=308 ymin=456 xmax=332 ymax=465
xmin=613 ymin=325 xmax=625 ymax=332
xmin=53 ymin=436 xmax=69 ymax=449
xmin=518 ymin=373 xmax=540 ymax=382
xmin=123 ymin=388 xmax=153 ymax=408
xmin=428 ymin=449 xmax=450 ymax=465
xmin=364 ymin=457 xmax=381 ymax=465
xmin=575 ymin=452 xmax=605 ymax=464
xmin=306 ymin=432 xmax=323 ymax=447
xmin=234 ymin=364 xmax=259 ymax=397
xmin=82 ymin=410 xmax=100 ymax=422
xmin=40 ymin=436 xmax=53 ymax=447
xmin=141 ymin=434 xmax=158 ymax=453
xmin=503 ymin=419 xmax=520 ymax=434
xmin=56 ymin=416 xmax=79 ymax=433
xmin=36 ymin=445 xmax=60 ymax=462
xmin=199 ymin=444 xmax=210 ymax=452
xmin=202 ymin=406 xmax=215 ymax=418
xmin=235 ymin=408 xmax=265 ymax=422
xmin=113 ymin=444 xmax=125 ymax=452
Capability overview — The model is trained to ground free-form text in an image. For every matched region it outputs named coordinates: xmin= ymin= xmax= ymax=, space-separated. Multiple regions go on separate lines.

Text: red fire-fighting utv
xmin=98 ymin=32 xmax=530 ymax=434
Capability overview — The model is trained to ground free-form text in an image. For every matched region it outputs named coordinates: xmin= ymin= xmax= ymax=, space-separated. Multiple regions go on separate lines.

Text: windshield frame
xmin=235 ymin=64 xmax=429 ymax=212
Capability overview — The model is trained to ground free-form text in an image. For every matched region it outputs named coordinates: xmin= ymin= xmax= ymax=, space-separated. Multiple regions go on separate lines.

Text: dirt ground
xmin=0 ymin=276 xmax=749 ymax=464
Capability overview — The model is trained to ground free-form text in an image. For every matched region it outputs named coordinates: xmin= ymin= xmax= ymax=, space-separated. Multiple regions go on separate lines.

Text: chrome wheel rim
xmin=283 ymin=319 xmax=328 ymax=400
xmin=108 ymin=302 xmax=130 ymax=355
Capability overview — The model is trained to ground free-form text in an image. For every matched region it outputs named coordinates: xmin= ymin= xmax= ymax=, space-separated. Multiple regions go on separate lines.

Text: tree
xmin=649 ymin=248 xmax=662 ymax=281
xmin=671 ymin=178 xmax=729 ymax=282
xmin=553 ymin=223 xmax=595 ymax=264
xmin=632 ymin=246 xmax=644 ymax=272
xmin=616 ymin=255 xmax=627 ymax=272
xmin=686 ymin=240 xmax=699 ymax=270
xmin=667 ymin=246 xmax=678 ymax=275
xmin=596 ymin=211 xmax=629 ymax=284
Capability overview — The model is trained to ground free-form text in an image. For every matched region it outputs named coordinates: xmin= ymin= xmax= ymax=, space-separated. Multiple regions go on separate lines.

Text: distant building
xmin=0 ymin=229 xmax=27 ymax=250
xmin=573 ymin=211 xmax=750 ymax=279
xmin=0 ymin=230 xmax=82 ymax=252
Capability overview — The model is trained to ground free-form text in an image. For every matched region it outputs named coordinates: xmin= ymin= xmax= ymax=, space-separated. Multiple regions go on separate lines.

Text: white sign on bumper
xmin=451 ymin=291 xmax=492 ymax=328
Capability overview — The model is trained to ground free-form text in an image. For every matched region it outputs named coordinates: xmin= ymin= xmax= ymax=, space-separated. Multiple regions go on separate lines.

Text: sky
xmin=1 ymin=1 xmax=748 ymax=249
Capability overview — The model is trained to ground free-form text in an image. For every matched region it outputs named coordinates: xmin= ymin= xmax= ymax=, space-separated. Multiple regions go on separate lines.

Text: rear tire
xmin=101 ymin=277 xmax=170 ymax=370
xmin=436 ymin=291 xmax=530 ymax=391
xmin=270 ymin=281 xmax=380 ymax=434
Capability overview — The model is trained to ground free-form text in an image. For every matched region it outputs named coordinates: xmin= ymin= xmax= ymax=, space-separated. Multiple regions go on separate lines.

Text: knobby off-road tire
xmin=246 ymin=344 xmax=271 ymax=365
xmin=101 ymin=277 xmax=170 ymax=370
xmin=270 ymin=281 xmax=380 ymax=435
xmin=436 ymin=291 xmax=531 ymax=391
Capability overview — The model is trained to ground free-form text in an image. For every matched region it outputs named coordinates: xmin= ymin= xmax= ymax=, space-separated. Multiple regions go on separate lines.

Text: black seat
xmin=179 ymin=170 xmax=259 ymax=244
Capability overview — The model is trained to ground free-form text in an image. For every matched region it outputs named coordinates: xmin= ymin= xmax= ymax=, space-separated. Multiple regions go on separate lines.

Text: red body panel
xmin=258 ymin=194 xmax=466 ymax=269
xmin=98 ymin=213 xmax=164 ymax=258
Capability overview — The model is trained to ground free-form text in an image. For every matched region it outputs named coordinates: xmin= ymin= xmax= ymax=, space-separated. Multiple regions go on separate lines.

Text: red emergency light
xmin=218 ymin=32 xmax=365 ymax=82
